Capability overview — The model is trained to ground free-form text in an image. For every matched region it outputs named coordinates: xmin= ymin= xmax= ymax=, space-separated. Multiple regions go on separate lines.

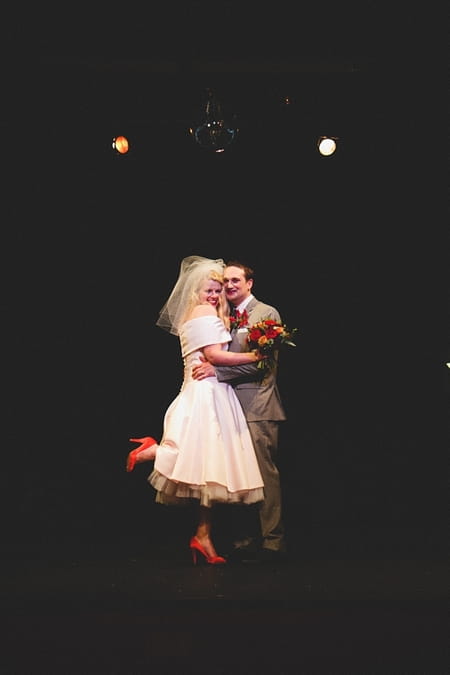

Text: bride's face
xmin=198 ymin=278 xmax=223 ymax=309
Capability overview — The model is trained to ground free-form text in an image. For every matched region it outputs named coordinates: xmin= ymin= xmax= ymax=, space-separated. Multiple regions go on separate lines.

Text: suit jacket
xmin=215 ymin=297 xmax=287 ymax=422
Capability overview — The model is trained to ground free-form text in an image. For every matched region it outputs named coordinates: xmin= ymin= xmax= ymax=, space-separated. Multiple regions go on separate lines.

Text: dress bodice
xmin=179 ymin=316 xmax=230 ymax=381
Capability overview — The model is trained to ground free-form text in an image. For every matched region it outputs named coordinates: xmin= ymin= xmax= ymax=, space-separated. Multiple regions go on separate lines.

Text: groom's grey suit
xmin=214 ymin=296 xmax=287 ymax=553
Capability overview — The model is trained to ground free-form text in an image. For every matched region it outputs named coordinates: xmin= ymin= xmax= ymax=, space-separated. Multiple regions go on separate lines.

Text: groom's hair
xmin=225 ymin=260 xmax=254 ymax=282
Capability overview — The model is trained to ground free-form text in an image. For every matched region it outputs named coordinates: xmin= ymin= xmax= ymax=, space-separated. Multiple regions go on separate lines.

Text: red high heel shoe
xmin=126 ymin=437 xmax=157 ymax=472
xmin=189 ymin=536 xmax=226 ymax=565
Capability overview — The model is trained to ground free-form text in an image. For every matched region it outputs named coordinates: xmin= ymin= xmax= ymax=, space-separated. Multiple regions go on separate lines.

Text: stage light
xmin=112 ymin=135 xmax=130 ymax=155
xmin=189 ymin=90 xmax=238 ymax=152
xmin=317 ymin=136 xmax=338 ymax=156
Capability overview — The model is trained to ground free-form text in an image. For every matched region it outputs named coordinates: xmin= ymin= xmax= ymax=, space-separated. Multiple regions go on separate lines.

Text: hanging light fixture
xmin=189 ymin=90 xmax=239 ymax=153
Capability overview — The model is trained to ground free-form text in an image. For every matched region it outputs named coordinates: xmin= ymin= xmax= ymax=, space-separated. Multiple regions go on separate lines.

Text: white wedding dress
xmin=148 ymin=316 xmax=264 ymax=507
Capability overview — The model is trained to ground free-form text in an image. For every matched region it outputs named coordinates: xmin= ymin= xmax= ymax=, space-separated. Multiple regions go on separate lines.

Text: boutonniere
xmin=229 ymin=309 xmax=249 ymax=330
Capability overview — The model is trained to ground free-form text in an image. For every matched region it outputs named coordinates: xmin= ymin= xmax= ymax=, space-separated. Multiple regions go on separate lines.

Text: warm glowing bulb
xmin=114 ymin=136 xmax=129 ymax=154
xmin=318 ymin=137 xmax=337 ymax=156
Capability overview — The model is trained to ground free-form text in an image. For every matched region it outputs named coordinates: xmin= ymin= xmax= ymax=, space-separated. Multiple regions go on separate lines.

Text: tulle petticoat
xmin=148 ymin=470 xmax=264 ymax=507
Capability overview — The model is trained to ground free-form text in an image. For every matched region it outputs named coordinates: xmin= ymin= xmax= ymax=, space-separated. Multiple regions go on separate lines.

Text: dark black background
xmin=2 ymin=2 xmax=446 ymax=561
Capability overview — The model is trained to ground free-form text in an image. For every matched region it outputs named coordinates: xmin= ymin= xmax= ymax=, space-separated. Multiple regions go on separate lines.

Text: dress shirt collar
xmin=233 ymin=294 xmax=254 ymax=314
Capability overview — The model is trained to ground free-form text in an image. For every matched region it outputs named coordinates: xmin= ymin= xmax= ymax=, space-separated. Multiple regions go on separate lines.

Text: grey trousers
xmin=247 ymin=419 xmax=286 ymax=552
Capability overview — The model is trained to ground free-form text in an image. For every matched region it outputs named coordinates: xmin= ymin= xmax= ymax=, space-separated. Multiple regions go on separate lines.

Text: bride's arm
xmin=202 ymin=343 xmax=261 ymax=366
xmin=187 ymin=305 xmax=263 ymax=366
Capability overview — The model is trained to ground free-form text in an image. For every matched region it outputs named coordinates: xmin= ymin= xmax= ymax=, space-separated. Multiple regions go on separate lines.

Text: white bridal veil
xmin=156 ymin=256 xmax=225 ymax=335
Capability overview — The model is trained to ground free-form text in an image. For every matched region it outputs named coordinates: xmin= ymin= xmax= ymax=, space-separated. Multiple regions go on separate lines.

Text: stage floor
xmin=0 ymin=540 xmax=446 ymax=675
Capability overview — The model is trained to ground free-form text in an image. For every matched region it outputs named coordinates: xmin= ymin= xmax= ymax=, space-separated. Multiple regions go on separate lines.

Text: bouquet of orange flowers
xmin=247 ymin=318 xmax=297 ymax=370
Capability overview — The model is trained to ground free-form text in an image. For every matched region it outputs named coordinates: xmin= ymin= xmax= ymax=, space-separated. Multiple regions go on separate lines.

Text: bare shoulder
xmin=189 ymin=304 xmax=217 ymax=319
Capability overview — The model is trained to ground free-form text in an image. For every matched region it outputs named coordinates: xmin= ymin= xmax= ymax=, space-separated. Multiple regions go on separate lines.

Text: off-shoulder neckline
xmin=182 ymin=315 xmax=223 ymax=327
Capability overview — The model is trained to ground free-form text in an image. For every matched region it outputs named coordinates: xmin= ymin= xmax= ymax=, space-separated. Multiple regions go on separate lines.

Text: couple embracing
xmin=127 ymin=256 xmax=288 ymax=565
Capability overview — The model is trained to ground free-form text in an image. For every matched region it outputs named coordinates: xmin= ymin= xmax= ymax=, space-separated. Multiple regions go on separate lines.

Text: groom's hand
xmin=192 ymin=355 xmax=216 ymax=380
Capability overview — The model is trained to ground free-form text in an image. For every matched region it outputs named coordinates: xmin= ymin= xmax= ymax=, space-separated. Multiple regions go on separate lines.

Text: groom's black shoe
xmin=229 ymin=538 xmax=288 ymax=565
xmin=228 ymin=537 xmax=260 ymax=564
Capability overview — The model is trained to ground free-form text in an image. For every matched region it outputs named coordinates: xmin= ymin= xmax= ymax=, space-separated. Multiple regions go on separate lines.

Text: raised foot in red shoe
xmin=126 ymin=437 xmax=157 ymax=472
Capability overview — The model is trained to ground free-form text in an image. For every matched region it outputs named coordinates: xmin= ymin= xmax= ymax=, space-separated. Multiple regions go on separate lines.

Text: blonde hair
xmin=157 ymin=256 xmax=228 ymax=336
xmin=181 ymin=268 xmax=230 ymax=329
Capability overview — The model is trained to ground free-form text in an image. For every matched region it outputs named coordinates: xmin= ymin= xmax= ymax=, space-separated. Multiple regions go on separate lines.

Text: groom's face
xmin=223 ymin=266 xmax=253 ymax=307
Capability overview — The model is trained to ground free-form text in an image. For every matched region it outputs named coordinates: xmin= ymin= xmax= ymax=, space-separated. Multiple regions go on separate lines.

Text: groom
xmin=192 ymin=260 xmax=287 ymax=562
